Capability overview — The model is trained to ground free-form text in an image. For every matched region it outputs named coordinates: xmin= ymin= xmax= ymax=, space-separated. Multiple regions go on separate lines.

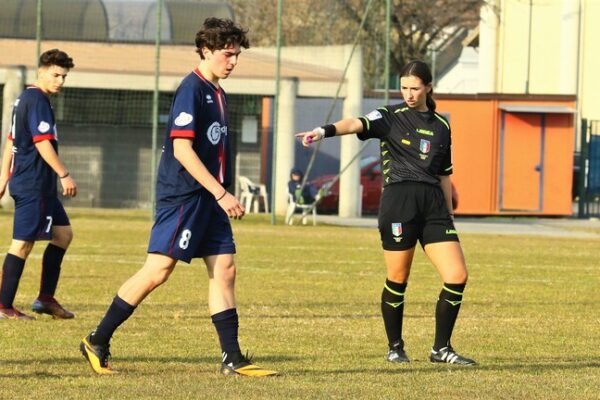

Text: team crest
xmin=174 ymin=112 xmax=193 ymax=127
xmin=207 ymin=121 xmax=227 ymax=145
xmin=38 ymin=121 xmax=50 ymax=133
xmin=391 ymin=222 xmax=402 ymax=242
xmin=365 ymin=110 xmax=382 ymax=121
xmin=206 ymin=94 xmax=214 ymax=104
xmin=419 ymin=139 xmax=431 ymax=154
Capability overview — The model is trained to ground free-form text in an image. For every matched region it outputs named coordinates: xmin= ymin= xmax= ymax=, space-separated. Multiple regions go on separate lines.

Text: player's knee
xmin=153 ymin=266 xmax=174 ymax=286
xmin=9 ymin=240 xmax=34 ymax=259
xmin=52 ymin=227 xmax=73 ymax=248
xmin=451 ymin=270 xmax=468 ymax=284
xmin=216 ymin=262 xmax=236 ymax=284
xmin=388 ymin=270 xmax=410 ymax=282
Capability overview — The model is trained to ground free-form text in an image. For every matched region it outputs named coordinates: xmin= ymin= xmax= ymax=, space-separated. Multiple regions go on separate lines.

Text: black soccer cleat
xmin=429 ymin=346 xmax=476 ymax=365
xmin=220 ymin=351 xmax=278 ymax=377
xmin=80 ymin=334 xmax=117 ymax=374
xmin=32 ymin=297 xmax=75 ymax=319
xmin=387 ymin=341 xmax=410 ymax=363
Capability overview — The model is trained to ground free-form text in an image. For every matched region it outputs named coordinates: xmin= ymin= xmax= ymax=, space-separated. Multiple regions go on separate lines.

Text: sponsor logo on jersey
xmin=174 ymin=112 xmax=194 ymax=127
xmin=391 ymin=222 xmax=403 ymax=242
xmin=207 ymin=121 xmax=227 ymax=145
xmin=38 ymin=121 xmax=50 ymax=133
xmin=445 ymin=229 xmax=457 ymax=235
xmin=401 ymin=139 xmax=411 ymax=145
xmin=365 ymin=110 xmax=382 ymax=121
xmin=416 ymin=128 xmax=434 ymax=136
xmin=206 ymin=94 xmax=214 ymax=104
xmin=419 ymin=139 xmax=431 ymax=153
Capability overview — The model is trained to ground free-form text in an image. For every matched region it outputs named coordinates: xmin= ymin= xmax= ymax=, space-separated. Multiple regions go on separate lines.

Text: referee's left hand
xmin=60 ymin=175 xmax=77 ymax=197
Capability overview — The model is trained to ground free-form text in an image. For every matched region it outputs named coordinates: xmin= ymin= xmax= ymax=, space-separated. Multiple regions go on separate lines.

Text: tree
xmin=229 ymin=0 xmax=485 ymax=89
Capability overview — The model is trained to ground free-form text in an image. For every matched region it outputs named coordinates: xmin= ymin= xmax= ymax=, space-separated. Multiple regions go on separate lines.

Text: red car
xmin=310 ymin=156 xmax=458 ymax=215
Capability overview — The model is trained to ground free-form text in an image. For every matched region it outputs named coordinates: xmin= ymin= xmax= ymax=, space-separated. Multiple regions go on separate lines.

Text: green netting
xmin=48 ymin=88 xmax=261 ymax=208
xmin=0 ymin=0 xmax=233 ymax=44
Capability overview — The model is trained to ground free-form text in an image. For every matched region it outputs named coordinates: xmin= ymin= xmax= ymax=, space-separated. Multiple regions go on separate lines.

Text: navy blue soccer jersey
xmin=156 ymin=69 xmax=232 ymax=207
xmin=8 ymin=86 xmax=58 ymax=197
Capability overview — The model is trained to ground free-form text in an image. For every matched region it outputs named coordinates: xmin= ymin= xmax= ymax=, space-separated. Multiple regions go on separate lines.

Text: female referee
xmin=296 ymin=60 xmax=476 ymax=365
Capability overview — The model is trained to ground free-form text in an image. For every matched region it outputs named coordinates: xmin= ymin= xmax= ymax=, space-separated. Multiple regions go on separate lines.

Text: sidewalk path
xmin=316 ymin=215 xmax=600 ymax=239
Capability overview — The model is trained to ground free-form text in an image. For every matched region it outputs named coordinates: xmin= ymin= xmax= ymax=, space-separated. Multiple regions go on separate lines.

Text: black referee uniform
xmin=357 ymin=102 xmax=458 ymax=250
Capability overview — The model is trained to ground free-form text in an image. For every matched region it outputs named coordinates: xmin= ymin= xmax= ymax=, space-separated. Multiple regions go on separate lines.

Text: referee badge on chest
xmin=419 ymin=139 xmax=431 ymax=154
xmin=391 ymin=222 xmax=403 ymax=242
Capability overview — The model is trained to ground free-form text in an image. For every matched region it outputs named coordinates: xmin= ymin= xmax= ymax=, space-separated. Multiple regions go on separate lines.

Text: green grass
xmin=1 ymin=209 xmax=599 ymax=399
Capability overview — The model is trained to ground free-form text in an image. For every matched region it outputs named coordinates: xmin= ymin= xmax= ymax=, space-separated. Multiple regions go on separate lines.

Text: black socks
xmin=90 ymin=295 xmax=137 ymax=346
xmin=433 ymin=283 xmax=466 ymax=351
xmin=381 ymin=279 xmax=407 ymax=348
xmin=212 ymin=308 xmax=241 ymax=363
xmin=39 ymin=243 xmax=66 ymax=298
xmin=0 ymin=254 xmax=26 ymax=308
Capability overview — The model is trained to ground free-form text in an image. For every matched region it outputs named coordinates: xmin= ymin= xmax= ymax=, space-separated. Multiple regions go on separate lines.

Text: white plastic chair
xmin=285 ymin=193 xmax=317 ymax=225
xmin=238 ymin=176 xmax=269 ymax=213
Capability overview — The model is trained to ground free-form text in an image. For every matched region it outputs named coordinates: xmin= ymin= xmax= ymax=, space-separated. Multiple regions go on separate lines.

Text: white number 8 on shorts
xmin=179 ymin=229 xmax=192 ymax=250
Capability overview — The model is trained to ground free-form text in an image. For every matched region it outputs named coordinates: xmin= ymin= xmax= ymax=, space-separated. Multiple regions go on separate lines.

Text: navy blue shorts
xmin=147 ymin=193 xmax=236 ymax=263
xmin=378 ymin=182 xmax=458 ymax=251
xmin=11 ymin=195 xmax=70 ymax=241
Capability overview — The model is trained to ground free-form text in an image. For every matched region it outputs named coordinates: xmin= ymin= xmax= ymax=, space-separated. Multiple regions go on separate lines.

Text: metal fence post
xmin=577 ymin=118 xmax=588 ymax=218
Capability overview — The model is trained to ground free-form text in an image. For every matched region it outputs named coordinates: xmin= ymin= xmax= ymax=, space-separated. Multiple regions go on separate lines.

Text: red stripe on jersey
xmin=167 ymin=205 xmax=185 ymax=257
xmin=218 ymin=141 xmax=225 ymax=183
xmin=9 ymin=152 xmax=14 ymax=177
xmin=170 ymin=130 xmax=195 ymax=138
xmin=193 ymin=68 xmax=204 ymax=81
xmin=32 ymin=134 xmax=55 ymax=142
xmin=215 ymin=90 xmax=226 ymax=121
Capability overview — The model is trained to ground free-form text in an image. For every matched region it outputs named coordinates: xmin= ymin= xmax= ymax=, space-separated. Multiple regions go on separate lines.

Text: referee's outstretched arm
xmin=295 ymin=117 xmax=363 ymax=147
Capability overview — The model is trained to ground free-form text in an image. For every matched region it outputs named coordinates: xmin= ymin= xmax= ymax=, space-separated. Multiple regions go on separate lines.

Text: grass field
xmin=0 ymin=209 xmax=599 ymax=399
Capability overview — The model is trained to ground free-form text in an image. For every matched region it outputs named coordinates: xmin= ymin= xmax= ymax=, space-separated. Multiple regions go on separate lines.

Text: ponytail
xmin=426 ymin=90 xmax=436 ymax=112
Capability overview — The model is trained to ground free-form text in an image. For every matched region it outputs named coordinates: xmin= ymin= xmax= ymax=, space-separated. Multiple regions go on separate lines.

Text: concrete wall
xmin=580 ymin=0 xmax=600 ymax=120
xmin=490 ymin=0 xmax=598 ymax=122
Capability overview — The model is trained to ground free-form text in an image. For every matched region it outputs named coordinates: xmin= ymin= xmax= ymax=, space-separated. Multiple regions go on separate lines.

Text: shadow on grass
xmin=312 ymin=359 xmax=600 ymax=376
xmin=0 ymin=372 xmax=82 ymax=379
xmin=1 ymin=353 xmax=298 ymax=366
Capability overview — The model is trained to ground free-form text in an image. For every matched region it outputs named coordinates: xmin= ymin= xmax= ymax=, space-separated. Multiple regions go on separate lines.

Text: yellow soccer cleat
xmin=220 ymin=352 xmax=278 ymax=377
xmin=80 ymin=334 xmax=117 ymax=375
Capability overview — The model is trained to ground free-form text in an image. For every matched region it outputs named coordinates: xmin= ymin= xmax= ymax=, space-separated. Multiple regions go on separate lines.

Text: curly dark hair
xmin=195 ymin=18 xmax=249 ymax=59
xmin=39 ymin=49 xmax=74 ymax=69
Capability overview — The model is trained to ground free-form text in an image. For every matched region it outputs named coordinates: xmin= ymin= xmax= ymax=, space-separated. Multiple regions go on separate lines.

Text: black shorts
xmin=378 ymin=182 xmax=458 ymax=251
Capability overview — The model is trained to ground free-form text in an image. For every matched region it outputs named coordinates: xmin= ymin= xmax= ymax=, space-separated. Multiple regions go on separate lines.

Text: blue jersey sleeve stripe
xmin=170 ymin=130 xmax=195 ymax=138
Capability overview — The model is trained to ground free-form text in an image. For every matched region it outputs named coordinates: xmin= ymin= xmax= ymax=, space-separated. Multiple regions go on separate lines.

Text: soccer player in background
xmin=80 ymin=18 xmax=277 ymax=377
xmin=297 ymin=60 xmax=476 ymax=365
xmin=0 ymin=49 xmax=77 ymax=320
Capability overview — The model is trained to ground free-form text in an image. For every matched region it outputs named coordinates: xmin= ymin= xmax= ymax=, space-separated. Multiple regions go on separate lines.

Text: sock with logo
xmin=433 ymin=283 xmax=466 ymax=351
xmin=212 ymin=308 xmax=242 ymax=364
xmin=381 ymin=279 xmax=407 ymax=348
